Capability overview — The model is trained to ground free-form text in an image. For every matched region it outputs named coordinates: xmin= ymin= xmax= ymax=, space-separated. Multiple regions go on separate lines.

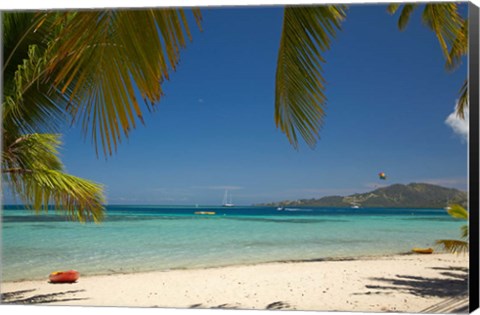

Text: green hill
xmin=257 ymin=183 xmax=467 ymax=208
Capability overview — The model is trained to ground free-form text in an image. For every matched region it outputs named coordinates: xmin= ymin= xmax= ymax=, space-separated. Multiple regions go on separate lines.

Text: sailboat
xmin=222 ymin=190 xmax=234 ymax=207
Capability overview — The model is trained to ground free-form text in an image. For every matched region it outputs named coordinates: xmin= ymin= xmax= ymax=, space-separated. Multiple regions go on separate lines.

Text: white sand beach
xmin=1 ymin=253 xmax=469 ymax=313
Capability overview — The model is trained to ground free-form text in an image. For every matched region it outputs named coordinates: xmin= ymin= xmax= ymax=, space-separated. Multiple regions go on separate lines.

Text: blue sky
xmin=33 ymin=4 xmax=470 ymax=205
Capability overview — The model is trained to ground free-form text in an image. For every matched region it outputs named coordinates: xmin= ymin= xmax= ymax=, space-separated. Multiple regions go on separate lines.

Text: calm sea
xmin=1 ymin=205 xmax=464 ymax=282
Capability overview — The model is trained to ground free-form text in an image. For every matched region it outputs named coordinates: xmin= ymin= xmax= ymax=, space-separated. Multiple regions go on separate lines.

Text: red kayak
xmin=49 ymin=270 xmax=80 ymax=283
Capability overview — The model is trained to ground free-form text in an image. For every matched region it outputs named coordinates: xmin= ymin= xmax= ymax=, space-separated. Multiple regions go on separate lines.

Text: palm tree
xmin=2 ymin=4 xmax=468 ymax=221
xmin=2 ymin=10 xmax=202 ymax=221
xmin=2 ymin=13 xmax=106 ymax=222
xmin=436 ymin=204 xmax=469 ymax=254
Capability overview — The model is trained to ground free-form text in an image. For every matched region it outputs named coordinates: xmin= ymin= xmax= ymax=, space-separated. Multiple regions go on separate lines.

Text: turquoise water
xmin=1 ymin=205 xmax=465 ymax=282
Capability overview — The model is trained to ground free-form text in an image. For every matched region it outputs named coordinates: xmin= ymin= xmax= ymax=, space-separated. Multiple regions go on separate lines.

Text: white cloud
xmin=445 ymin=106 xmax=469 ymax=142
xmin=189 ymin=185 xmax=244 ymax=191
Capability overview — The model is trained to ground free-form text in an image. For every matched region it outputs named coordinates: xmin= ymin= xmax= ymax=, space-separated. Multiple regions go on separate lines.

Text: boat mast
xmin=223 ymin=189 xmax=228 ymax=205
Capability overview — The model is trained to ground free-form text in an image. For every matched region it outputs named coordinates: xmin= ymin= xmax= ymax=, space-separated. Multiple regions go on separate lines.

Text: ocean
xmin=1 ymin=205 xmax=465 ymax=282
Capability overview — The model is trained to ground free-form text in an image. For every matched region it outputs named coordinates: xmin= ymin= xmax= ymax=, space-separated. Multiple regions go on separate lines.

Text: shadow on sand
xmin=1 ymin=289 xmax=87 ymax=304
xmin=359 ymin=265 xmax=468 ymax=313
xmin=364 ymin=266 xmax=468 ymax=298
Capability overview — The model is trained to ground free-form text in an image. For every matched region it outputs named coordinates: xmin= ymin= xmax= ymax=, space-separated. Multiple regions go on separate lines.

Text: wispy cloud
xmin=286 ymin=187 xmax=365 ymax=197
xmin=107 ymin=196 xmax=140 ymax=204
xmin=151 ymin=187 xmax=196 ymax=195
xmin=445 ymin=105 xmax=468 ymax=142
xmin=363 ymin=182 xmax=388 ymax=190
xmin=203 ymin=185 xmax=244 ymax=191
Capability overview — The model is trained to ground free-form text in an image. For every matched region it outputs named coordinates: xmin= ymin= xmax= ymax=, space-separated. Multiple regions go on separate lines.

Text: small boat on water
xmin=49 ymin=270 xmax=80 ymax=283
xmin=412 ymin=247 xmax=434 ymax=254
xmin=350 ymin=202 xmax=361 ymax=209
xmin=194 ymin=211 xmax=216 ymax=215
xmin=222 ymin=189 xmax=234 ymax=207
xmin=276 ymin=207 xmax=284 ymax=211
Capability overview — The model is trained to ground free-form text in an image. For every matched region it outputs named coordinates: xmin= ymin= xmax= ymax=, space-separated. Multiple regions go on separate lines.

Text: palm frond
xmin=461 ymin=224 xmax=468 ymax=239
xmin=7 ymin=167 xmax=105 ymax=223
xmin=447 ymin=19 xmax=468 ymax=71
xmin=38 ymin=9 xmax=202 ymax=157
xmin=435 ymin=239 xmax=468 ymax=254
xmin=435 ymin=204 xmax=469 ymax=254
xmin=2 ymin=133 xmax=63 ymax=172
xmin=387 ymin=4 xmax=419 ymax=30
xmin=275 ymin=5 xmax=346 ymax=149
xmin=456 ymin=79 xmax=468 ymax=119
xmin=386 ymin=4 xmax=400 ymax=15
xmin=422 ymin=3 xmax=464 ymax=66
xmin=446 ymin=204 xmax=468 ymax=220
xmin=2 ymin=133 xmax=105 ymax=222
xmin=2 ymin=13 xmax=94 ymax=150
xmin=3 ymin=43 xmax=66 ymax=137
xmin=387 ymin=4 xmax=466 ymax=70
xmin=2 ymin=12 xmax=52 ymax=81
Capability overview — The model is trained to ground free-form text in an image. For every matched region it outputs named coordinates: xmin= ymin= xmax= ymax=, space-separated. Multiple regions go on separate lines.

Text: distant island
xmin=256 ymin=183 xmax=467 ymax=208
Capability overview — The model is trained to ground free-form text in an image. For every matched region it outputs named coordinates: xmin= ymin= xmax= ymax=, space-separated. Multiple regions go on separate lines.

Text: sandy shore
xmin=1 ymin=253 xmax=469 ymax=313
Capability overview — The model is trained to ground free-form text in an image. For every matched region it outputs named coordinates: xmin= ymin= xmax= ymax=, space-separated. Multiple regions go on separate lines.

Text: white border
xmin=0 ymin=0 xmax=474 ymax=10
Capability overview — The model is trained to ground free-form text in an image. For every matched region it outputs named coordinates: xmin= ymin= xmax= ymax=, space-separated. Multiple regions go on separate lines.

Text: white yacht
xmin=222 ymin=190 xmax=234 ymax=207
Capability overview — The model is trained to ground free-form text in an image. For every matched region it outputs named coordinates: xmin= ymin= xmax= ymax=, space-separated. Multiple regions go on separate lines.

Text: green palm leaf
xmin=386 ymin=3 xmax=419 ymax=30
xmin=2 ymin=133 xmax=63 ymax=172
xmin=275 ymin=5 xmax=346 ymax=149
xmin=447 ymin=19 xmax=468 ymax=71
xmin=9 ymin=168 xmax=105 ymax=223
xmin=435 ymin=239 xmax=468 ymax=254
xmin=461 ymin=224 xmax=468 ymax=239
xmin=2 ymin=133 xmax=105 ymax=222
xmin=435 ymin=204 xmax=469 ymax=254
xmin=422 ymin=3 xmax=464 ymax=66
xmin=3 ymin=12 xmax=52 ymax=83
xmin=3 ymin=13 xmax=69 ymax=140
xmin=3 ymin=43 xmax=66 ymax=137
xmin=456 ymin=79 xmax=468 ymax=120
xmin=447 ymin=203 xmax=468 ymax=220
